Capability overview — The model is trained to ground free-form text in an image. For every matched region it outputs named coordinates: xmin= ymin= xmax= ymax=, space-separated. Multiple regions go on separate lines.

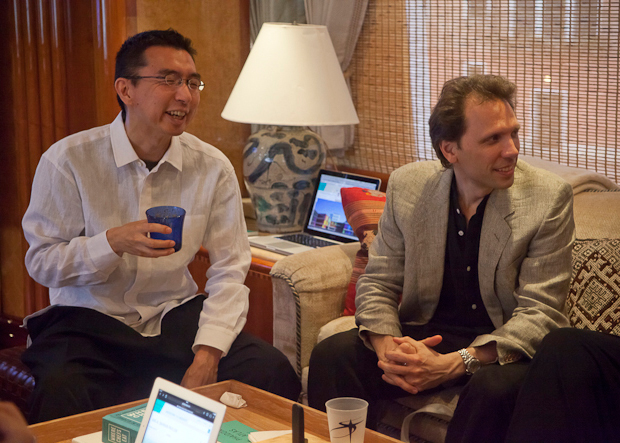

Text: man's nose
xmin=503 ymin=137 xmax=519 ymax=157
xmin=175 ymin=81 xmax=193 ymax=102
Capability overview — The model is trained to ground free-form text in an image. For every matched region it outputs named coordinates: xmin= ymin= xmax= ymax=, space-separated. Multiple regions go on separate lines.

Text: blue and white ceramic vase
xmin=243 ymin=126 xmax=326 ymax=233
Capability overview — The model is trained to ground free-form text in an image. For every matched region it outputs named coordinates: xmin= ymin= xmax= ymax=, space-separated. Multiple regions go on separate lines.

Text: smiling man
xmin=21 ymin=29 xmax=300 ymax=424
xmin=308 ymin=75 xmax=575 ymax=442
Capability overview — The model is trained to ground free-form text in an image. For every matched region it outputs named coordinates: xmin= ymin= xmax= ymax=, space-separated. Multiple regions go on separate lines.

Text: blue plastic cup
xmin=146 ymin=206 xmax=186 ymax=252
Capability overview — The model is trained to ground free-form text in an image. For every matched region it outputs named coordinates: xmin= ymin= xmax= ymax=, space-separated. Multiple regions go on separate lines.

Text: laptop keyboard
xmin=277 ymin=233 xmax=337 ymax=248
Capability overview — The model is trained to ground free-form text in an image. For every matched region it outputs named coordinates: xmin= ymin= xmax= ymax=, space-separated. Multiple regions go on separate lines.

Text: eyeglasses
xmin=126 ymin=73 xmax=205 ymax=91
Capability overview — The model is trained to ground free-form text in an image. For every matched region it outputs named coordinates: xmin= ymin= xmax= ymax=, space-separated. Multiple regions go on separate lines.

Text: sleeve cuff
xmin=86 ymin=230 xmax=123 ymax=271
xmin=192 ymin=325 xmax=238 ymax=357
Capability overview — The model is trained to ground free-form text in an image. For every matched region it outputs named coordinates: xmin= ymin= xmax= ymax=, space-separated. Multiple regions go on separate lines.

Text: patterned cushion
xmin=340 ymin=187 xmax=386 ymax=316
xmin=567 ymin=239 xmax=620 ymax=335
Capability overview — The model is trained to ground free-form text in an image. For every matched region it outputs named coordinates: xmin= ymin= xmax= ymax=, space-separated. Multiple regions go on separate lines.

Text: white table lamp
xmin=222 ymin=22 xmax=359 ymax=233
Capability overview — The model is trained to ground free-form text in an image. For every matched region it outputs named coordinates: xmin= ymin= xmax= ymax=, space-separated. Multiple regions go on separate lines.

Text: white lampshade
xmin=221 ymin=22 xmax=359 ymax=126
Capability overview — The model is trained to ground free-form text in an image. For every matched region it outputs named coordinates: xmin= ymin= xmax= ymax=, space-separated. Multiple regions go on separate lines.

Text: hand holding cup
xmin=146 ymin=206 xmax=186 ymax=252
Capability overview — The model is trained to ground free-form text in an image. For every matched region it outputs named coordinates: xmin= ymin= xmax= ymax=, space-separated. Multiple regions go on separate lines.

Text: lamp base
xmin=243 ymin=126 xmax=326 ymax=233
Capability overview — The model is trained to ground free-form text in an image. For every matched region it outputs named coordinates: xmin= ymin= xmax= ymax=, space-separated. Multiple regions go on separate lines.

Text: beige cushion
xmin=386 ymin=387 xmax=462 ymax=443
xmin=520 ymin=155 xmax=619 ymax=193
xmin=300 ymin=367 xmax=309 ymax=406
xmin=573 ymin=191 xmax=620 ymax=239
xmin=317 ymin=316 xmax=357 ymax=343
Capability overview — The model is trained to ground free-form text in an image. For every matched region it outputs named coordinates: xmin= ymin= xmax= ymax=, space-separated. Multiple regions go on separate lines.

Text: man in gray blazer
xmin=308 ymin=75 xmax=574 ymax=442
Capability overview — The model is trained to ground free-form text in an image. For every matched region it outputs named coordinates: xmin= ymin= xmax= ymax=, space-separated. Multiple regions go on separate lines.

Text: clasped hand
xmin=374 ymin=335 xmax=458 ymax=395
xmin=106 ymin=220 xmax=176 ymax=257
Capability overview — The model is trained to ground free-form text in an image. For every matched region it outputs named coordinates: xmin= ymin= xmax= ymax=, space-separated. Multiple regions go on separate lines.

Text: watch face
xmin=469 ymin=359 xmax=482 ymax=373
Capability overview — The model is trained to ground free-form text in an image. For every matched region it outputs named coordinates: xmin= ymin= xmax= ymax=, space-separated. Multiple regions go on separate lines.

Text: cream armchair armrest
xmin=270 ymin=243 xmax=359 ymax=377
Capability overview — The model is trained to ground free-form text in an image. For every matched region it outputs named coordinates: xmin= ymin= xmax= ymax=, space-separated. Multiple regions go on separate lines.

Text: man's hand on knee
xmin=181 ymin=345 xmax=222 ymax=389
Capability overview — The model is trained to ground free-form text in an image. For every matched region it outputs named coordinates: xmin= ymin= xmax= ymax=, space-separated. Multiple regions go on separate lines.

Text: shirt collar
xmin=162 ymin=135 xmax=183 ymax=171
xmin=110 ymin=112 xmax=183 ymax=172
xmin=449 ymin=175 xmax=461 ymax=214
xmin=449 ymin=175 xmax=490 ymax=217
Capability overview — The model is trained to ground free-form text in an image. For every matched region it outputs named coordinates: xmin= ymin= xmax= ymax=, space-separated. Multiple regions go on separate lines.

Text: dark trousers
xmin=308 ymin=327 xmax=528 ymax=443
xmin=506 ymin=328 xmax=620 ymax=443
xmin=22 ymin=295 xmax=300 ymax=424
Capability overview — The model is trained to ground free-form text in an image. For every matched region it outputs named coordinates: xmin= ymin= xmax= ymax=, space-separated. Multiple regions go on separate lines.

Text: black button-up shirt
xmin=431 ymin=176 xmax=495 ymax=330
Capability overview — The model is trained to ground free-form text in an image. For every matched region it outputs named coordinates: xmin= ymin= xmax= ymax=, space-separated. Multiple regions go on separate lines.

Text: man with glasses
xmin=21 ymin=29 xmax=300 ymax=424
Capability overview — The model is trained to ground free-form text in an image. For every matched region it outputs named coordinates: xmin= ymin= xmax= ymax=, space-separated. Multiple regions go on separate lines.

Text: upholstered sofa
xmin=270 ymin=159 xmax=620 ymax=442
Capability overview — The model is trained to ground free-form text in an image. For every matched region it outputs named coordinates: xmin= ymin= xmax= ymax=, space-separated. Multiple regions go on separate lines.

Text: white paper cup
xmin=325 ymin=397 xmax=368 ymax=443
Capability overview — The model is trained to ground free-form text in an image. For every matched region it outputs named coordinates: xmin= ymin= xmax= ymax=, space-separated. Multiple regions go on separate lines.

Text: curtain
xmin=0 ymin=0 xmax=125 ymax=318
xmin=340 ymin=0 xmax=620 ymax=184
xmin=250 ymin=0 xmax=307 ymax=41
xmin=305 ymin=0 xmax=369 ymax=156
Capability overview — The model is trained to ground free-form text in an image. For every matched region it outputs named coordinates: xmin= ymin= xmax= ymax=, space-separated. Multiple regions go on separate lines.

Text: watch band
xmin=458 ymin=348 xmax=481 ymax=375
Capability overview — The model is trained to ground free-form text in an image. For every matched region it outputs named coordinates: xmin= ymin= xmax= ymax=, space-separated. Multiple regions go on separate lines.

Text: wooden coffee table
xmin=29 ymin=380 xmax=398 ymax=443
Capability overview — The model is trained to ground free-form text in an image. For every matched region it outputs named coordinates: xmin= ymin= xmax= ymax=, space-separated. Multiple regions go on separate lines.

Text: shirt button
xmin=472 ymin=304 xmax=477 ymax=310
xmin=466 ymin=266 xmax=471 ymax=272
xmin=458 ymin=230 xmax=464 ymax=236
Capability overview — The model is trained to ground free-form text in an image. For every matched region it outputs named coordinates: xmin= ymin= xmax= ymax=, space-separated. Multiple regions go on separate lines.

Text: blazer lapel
xmin=478 ymin=190 xmax=514 ymax=326
xmin=414 ymin=169 xmax=453 ymax=299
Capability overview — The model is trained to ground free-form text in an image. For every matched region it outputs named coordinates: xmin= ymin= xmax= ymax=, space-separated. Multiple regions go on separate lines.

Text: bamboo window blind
xmin=339 ymin=0 xmax=619 ymax=184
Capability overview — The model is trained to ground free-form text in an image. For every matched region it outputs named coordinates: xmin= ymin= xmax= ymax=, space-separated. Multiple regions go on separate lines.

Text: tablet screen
xmin=141 ymin=388 xmax=218 ymax=443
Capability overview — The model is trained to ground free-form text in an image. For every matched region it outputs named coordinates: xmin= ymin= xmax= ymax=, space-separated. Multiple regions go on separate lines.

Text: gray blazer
xmin=356 ymin=160 xmax=575 ymax=364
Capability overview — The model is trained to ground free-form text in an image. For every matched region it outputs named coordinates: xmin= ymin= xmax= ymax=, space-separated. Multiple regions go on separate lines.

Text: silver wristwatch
xmin=458 ymin=348 xmax=481 ymax=375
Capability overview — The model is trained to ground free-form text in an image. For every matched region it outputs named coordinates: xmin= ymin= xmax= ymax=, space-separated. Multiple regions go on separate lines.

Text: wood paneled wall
xmin=0 ymin=0 xmax=250 ymax=320
xmin=133 ymin=0 xmax=251 ymax=189
xmin=0 ymin=0 xmax=128 ymax=319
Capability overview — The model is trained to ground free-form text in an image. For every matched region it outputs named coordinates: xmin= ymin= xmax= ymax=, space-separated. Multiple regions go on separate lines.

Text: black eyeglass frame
xmin=125 ymin=74 xmax=205 ymax=91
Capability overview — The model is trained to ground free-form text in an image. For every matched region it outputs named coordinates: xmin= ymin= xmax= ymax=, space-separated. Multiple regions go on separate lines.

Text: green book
xmin=102 ymin=403 xmax=147 ymax=443
xmin=218 ymin=420 xmax=257 ymax=443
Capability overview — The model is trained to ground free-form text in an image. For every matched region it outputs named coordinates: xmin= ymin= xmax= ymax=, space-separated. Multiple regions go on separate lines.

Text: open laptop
xmin=250 ymin=169 xmax=381 ymax=256
xmin=136 ymin=377 xmax=226 ymax=443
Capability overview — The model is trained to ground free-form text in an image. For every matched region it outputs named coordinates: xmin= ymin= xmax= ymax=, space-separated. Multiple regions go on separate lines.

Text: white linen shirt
xmin=22 ymin=113 xmax=251 ymax=356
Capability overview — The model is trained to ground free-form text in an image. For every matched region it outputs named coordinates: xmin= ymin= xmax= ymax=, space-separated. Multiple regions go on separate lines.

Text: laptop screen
xmin=304 ymin=170 xmax=381 ymax=242
xmin=141 ymin=389 xmax=218 ymax=443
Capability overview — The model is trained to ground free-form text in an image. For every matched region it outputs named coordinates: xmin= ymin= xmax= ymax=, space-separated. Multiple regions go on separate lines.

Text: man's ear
xmin=440 ymin=140 xmax=459 ymax=165
xmin=115 ymin=77 xmax=133 ymax=107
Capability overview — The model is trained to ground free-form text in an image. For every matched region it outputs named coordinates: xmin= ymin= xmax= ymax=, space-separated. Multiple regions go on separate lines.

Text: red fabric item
xmin=340 ymin=187 xmax=386 ymax=316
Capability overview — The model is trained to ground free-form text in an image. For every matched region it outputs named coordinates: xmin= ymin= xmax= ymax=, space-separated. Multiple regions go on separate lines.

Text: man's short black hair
xmin=115 ymin=29 xmax=197 ymax=117
xmin=429 ymin=74 xmax=517 ymax=168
